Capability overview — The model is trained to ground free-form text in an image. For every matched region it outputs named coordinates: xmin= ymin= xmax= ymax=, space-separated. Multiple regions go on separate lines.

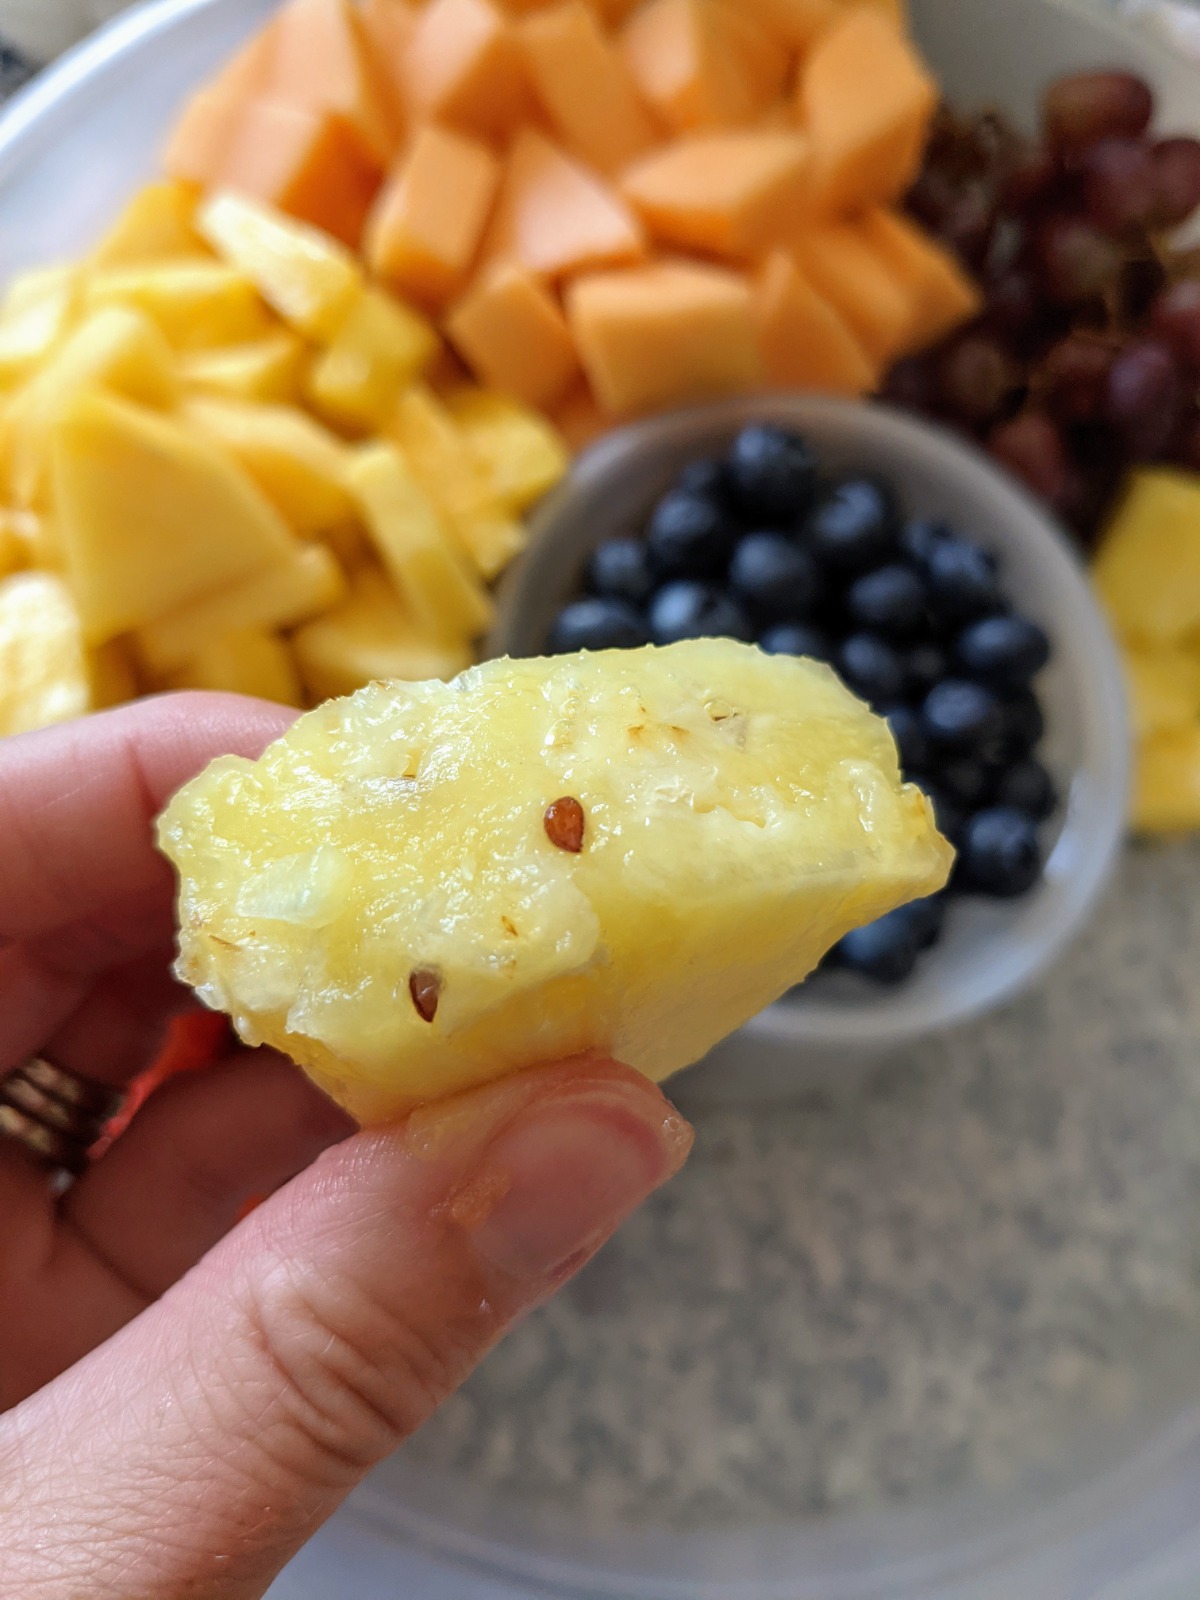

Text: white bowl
xmin=491 ymin=395 xmax=1131 ymax=1053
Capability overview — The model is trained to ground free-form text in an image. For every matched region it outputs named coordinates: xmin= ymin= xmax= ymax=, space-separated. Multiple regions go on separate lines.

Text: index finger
xmin=0 ymin=693 xmax=296 ymax=944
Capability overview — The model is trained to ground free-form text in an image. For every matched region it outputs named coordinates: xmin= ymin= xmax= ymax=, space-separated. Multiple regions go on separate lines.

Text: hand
xmin=0 ymin=694 xmax=692 ymax=1600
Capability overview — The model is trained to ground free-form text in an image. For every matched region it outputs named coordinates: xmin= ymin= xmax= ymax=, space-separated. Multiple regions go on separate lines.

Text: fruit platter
xmin=6 ymin=0 xmax=1200 ymax=1597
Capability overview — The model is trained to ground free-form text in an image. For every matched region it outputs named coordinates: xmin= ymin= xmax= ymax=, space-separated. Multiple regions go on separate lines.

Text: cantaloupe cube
xmin=622 ymin=0 xmax=782 ymax=134
xmin=446 ymin=263 xmax=580 ymax=410
xmin=754 ymin=251 xmax=876 ymax=394
xmin=402 ymin=0 xmax=531 ymax=143
xmin=136 ymin=542 xmax=346 ymax=676
xmin=553 ymin=382 xmax=611 ymax=449
xmin=366 ymin=125 xmax=501 ymax=305
xmin=209 ymin=18 xmax=281 ymax=100
xmin=198 ymin=192 xmax=362 ymax=340
xmin=92 ymin=182 xmax=208 ymax=268
xmin=266 ymin=0 xmax=399 ymax=166
xmin=360 ymin=0 xmax=420 ymax=132
xmin=164 ymin=89 xmax=246 ymax=189
xmin=170 ymin=628 xmax=304 ymax=706
xmin=851 ymin=0 xmax=909 ymax=29
xmin=622 ymin=132 xmax=811 ymax=259
xmin=83 ymin=263 xmax=273 ymax=351
xmin=860 ymin=208 xmax=981 ymax=354
xmin=482 ymin=130 xmax=646 ymax=278
xmin=797 ymin=8 xmax=936 ymax=215
xmin=519 ymin=2 xmax=659 ymax=175
xmin=567 ymin=260 xmax=762 ymax=416
xmin=791 ymin=222 xmax=914 ymax=363
xmin=307 ymin=286 xmax=437 ymax=429
xmin=180 ymin=332 xmax=309 ymax=404
xmin=0 ymin=266 xmax=81 ymax=390
xmin=447 ymin=386 xmax=569 ymax=510
xmin=717 ymin=1 xmax=790 ymax=107
xmin=739 ymin=0 xmax=837 ymax=48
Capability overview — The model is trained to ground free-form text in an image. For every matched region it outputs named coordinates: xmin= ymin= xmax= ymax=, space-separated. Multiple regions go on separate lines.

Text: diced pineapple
xmin=91 ymin=181 xmax=209 ymax=268
xmin=0 ymin=509 xmax=31 ymax=577
xmin=1094 ymin=469 xmax=1200 ymax=647
xmin=180 ymin=333 xmax=309 ymax=404
xmin=0 ymin=265 xmax=82 ymax=390
xmin=52 ymin=391 xmax=296 ymax=644
xmin=136 ymin=543 xmax=346 ymax=677
xmin=170 ymin=629 xmax=303 ymax=707
xmin=293 ymin=565 xmax=473 ymax=702
xmin=1134 ymin=725 xmax=1200 ymax=834
xmin=307 ymin=286 xmax=437 ymax=431
xmin=1123 ymin=646 xmax=1200 ymax=739
xmin=451 ymin=504 xmax=528 ymax=582
xmin=447 ymin=387 xmax=569 ymax=512
xmin=182 ymin=396 xmax=354 ymax=536
xmin=0 ymin=571 xmax=91 ymax=735
xmin=159 ymin=639 xmax=953 ymax=1121
xmin=3 ymin=306 xmax=179 ymax=508
xmin=84 ymin=263 xmax=274 ymax=351
xmin=87 ymin=638 xmax=139 ymax=709
xmin=197 ymin=192 xmax=362 ymax=340
xmin=347 ymin=443 xmax=495 ymax=641
xmin=11 ymin=511 xmax=62 ymax=570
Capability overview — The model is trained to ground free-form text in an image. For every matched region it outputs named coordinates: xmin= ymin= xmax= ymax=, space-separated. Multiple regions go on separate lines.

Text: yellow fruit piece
xmin=197 ymin=191 xmax=362 ymax=340
xmin=347 ymin=443 xmax=496 ymax=640
xmin=307 ymin=286 xmax=438 ymax=431
xmin=170 ymin=628 xmax=304 ymax=707
xmin=390 ymin=382 xmax=513 ymax=570
xmin=159 ymin=639 xmax=952 ymax=1121
xmin=1123 ymin=646 xmax=1200 ymax=739
xmin=182 ymin=396 xmax=354 ymax=537
xmin=0 ymin=509 xmax=31 ymax=577
xmin=0 ymin=571 xmax=91 ymax=735
xmin=3 ymin=306 xmax=178 ymax=508
xmin=83 ymin=263 xmax=273 ymax=351
xmin=1094 ymin=469 xmax=1200 ymax=648
xmin=0 ymin=265 xmax=82 ymax=390
xmin=446 ymin=386 xmax=569 ymax=513
xmin=1134 ymin=725 xmax=1200 ymax=834
xmin=180 ymin=332 xmax=309 ymax=405
xmin=136 ymin=543 xmax=346 ymax=677
xmin=450 ymin=504 xmax=529 ymax=582
xmin=91 ymin=181 xmax=209 ymax=268
xmin=87 ymin=638 xmax=138 ymax=709
xmin=52 ymin=391 xmax=296 ymax=645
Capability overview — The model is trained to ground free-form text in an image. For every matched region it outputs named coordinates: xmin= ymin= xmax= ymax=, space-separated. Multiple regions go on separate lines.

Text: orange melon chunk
xmin=717 ymin=2 xmax=790 ymax=108
xmin=266 ymin=0 xmax=399 ymax=167
xmin=402 ymin=0 xmax=531 ymax=143
xmin=447 ymin=263 xmax=581 ymax=410
xmin=861 ymin=208 xmax=982 ymax=354
xmin=797 ymin=8 xmax=936 ymax=215
xmin=360 ymin=0 xmax=419 ymax=130
xmin=553 ymin=382 xmax=611 ymax=450
xmin=791 ymin=221 xmax=914 ymax=363
xmin=754 ymin=251 xmax=877 ymax=395
xmin=519 ymin=1 xmax=660 ymax=175
xmin=738 ymin=0 xmax=837 ymax=48
xmin=483 ymin=130 xmax=646 ymax=279
xmin=207 ymin=18 xmax=280 ymax=100
xmin=621 ymin=0 xmax=777 ymax=134
xmin=567 ymin=260 xmax=762 ymax=416
xmin=621 ymin=132 xmax=811 ymax=260
xmin=367 ymin=125 xmax=501 ymax=305
xmin=164 ymin=88 xmax=247 ymax=188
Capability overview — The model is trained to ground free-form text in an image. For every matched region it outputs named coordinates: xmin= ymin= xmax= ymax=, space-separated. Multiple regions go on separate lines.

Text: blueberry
xmin=905 ymin=642 xmax=950 ymax=698
xmin=649 ymin=581 xmax=752 ymax=644
xmin=847 ymin=564 xmax=928 ymax=638
xmin=960 ymin=807 xmax=1043 ymax=897
xmin=899 ymin=894 xmax=949 ymax=950
xmin=936 ymin=756 xmax=993 ymax=809
xmin=676 ymin=457 xmax=732 ymax=502
xmin=646 ymin=491 xmax=731 ymax=579
xmin=807 ymin=478 xmax=900 ymax=572
xmin=727 ymin=424 xmax=817 ymax=522
xmin=925 ymin=538 xmax=1004 ymax=621
xmin=549 ymin=598 xmax=649 ymax=653
xmin=994 ymin=757 xmax=1058 ymax=820
xmin=730 ymin=533 xmax=823 ymax=619
xmin=586 ymin=538 xmax=654 ymax=607
xmin=759 ymin=622 xmax=831 ymax=659
xmin=956 ymin=614 xmax=1052 ymax=687
xmin=998 ymin=688 xmax=1046 ymax=759
xmin=922 ymin=680 xmax=1005 ymax=753
xmin=885 ymin=705 xmax=929 ymax=772
xmin=920 ymin=781 xmax=967 ymax=846
xmin=838 ymin=633 xmax=907 ymax=706
xmin=835 ymin=908 xmax=921 ymax=984
xmin=900 ymin=518 xmax=952 ymax=567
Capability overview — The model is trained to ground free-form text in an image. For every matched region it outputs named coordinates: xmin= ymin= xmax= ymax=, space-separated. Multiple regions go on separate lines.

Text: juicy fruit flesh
xmin=159 ymin=640 xmax=952 ymax=1123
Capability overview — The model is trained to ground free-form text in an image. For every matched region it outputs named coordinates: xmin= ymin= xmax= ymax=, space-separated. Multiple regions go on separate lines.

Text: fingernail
xmin=466 ymin=1088 xmax=692 ymax=1283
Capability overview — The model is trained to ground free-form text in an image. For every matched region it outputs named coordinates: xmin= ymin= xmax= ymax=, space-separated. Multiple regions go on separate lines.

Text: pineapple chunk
xmin=87 ymin=638 xmax=138 ymax=709
xmin=170 ymin=629 xmax=303 ymax=707
xmin=91 ymin=180 xmax=208 ymax=268
xmin=451 ymin=504 xmax=528 ymax=583
xmin=0 ymin=265 xmax=82 ymax=389
xmin=159 ymin=640 xmax=952 ymax=1121
xmin=447 ymin=387 xmax=569 ymax=512
xmin=307 ymin=287 xmax=437 ymax=431
xmin=1134 ymin=725 xmax=1200 ymax=834
xmin=347 ymin=443 xmax=495 ymax=641
xmin=52 ymin=391 xmax=296 ymax=645
xmin=293 ymin=566 xmax=473 ymax=702
xmin=1094 ymin=469 xmax=1200 ymax=647
xmin=1124 ymin=646 xmax=1200 ymax=738
xmin=0 ymin=509 xmax=31 ymax=577
xmin=84 ymin=263 xmax=273 ymax=351
xmin=182 ymin=396 xmax=354 ymax=536
xmin=180 ymin=333 xmax=309 ymax=404
xmin=4 ymin=306 xmax=179 ymax=507
xmin=197 ymin=192 xmax=362 ymax=340
xmin=0 ymin=571 xmax=91 ymax=735
xmin=136 ymin=543 xmax=346 ymax=676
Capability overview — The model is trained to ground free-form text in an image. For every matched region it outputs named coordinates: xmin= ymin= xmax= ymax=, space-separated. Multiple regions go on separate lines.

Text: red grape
xmin=1148 ymin=138 xmax=1200 ymax=229
xmin=1150 ymin=278 xmax=1200 ymax=369
xmin=1174 ymin=414 xmax=1200 ymax=471
xmin=1040 ymin=331 xmax=1117 ymax=421
xmin=1082 ymin=138 xmax=1158 ymax=233
xmin=1001 ymin=141 xmax=1059 ymax=210
xmin=1036 ymin=214 xmax=1125 ymax=304
xmin=985 ymin=269 xmax=1043 ymax=340
xmin=988 ymin=412 xmax=1070 ymax=503
xmin=1042 ymin=71 xmax=1153 ymax=158
xmin=907 ymin=166 xmax=959 ymax=230
xmin=1106 ymin=338 xmax=1186 ymax=457
xmin=939 ymin=183 xmax=998 ymax=267
xmin=935 ymin=334 xmax=1023 ymax=425
xmin=881 ymin=356 xmax=936 ymax=412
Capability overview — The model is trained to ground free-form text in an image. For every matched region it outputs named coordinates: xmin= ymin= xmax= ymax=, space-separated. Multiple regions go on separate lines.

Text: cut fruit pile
xmin=0 ymin=184 xmax=568 ymax=733
xmin=158 ymin=637 xmax=953 ymax=1120
xmin=167 ymin=0 xmax=980 ymax=431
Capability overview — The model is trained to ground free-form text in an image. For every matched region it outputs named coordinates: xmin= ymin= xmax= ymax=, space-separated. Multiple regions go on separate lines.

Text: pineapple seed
xmin=544 ymin=797 xmax=585 ymax=853
xmin=409 ymin=968 xmax=442 ymax=1023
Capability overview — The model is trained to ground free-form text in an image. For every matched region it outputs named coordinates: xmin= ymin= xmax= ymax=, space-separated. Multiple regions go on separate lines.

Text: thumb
xmin=0 ymin=1057 xmax=691 ymax=1600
